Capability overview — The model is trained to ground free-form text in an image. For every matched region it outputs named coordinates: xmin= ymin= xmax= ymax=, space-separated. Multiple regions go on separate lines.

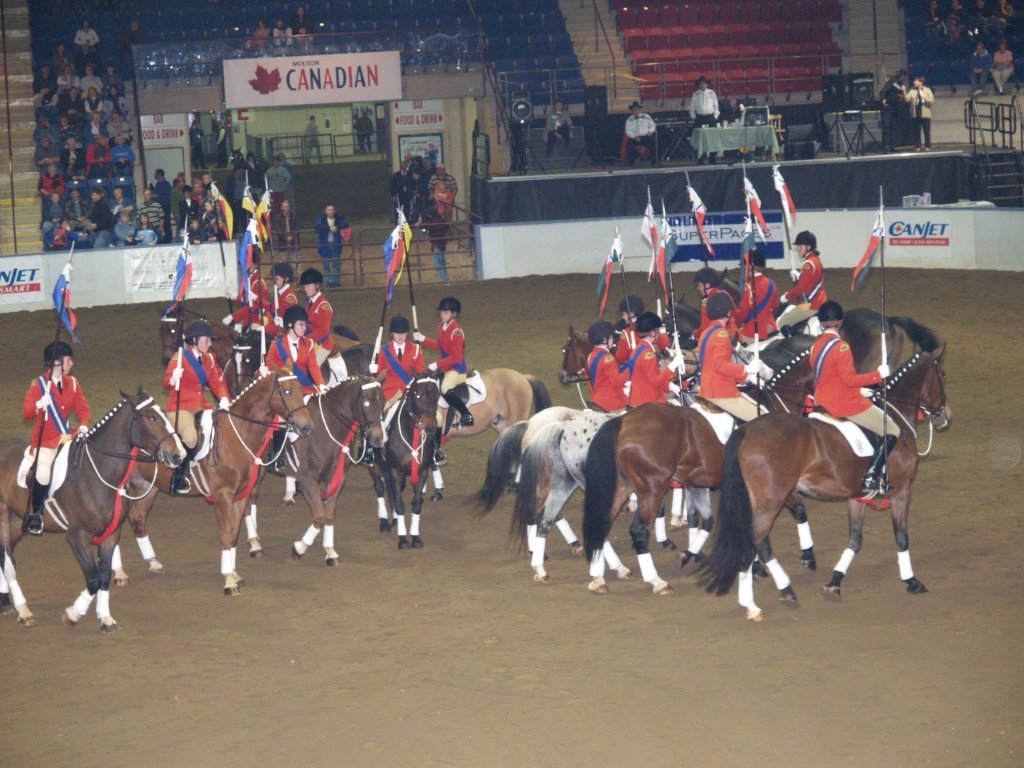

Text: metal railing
xmin=964 ymin=98 xmax=1018 ymax=150
xmin=1 ymin=0 xmax=17 ymax=253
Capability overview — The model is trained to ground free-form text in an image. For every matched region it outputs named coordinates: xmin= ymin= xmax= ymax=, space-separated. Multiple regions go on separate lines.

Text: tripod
xmin=835 ymin=111 xmax=865 ymax=159
xmin=509 ymin=120 xmax=545 ymax=175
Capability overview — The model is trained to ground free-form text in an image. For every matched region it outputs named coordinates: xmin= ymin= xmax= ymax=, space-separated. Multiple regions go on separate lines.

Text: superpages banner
xmin=668 ymin=212 xmax=785 ymax=262
xmin=224 ymin=51 xmax=402 ymax=108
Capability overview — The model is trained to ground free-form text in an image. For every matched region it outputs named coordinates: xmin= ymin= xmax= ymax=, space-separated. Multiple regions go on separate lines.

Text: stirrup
xmin=24 ymin=512 xmax=45 ymax=535
xmin=170 ymin=470 xmax=192 ymax=495
xmin=458 ymin=413 xmax=474 ymax=428
xmin=433 ymin=449 xmax=449 ymax=467
xmin=357 ymin=449 xmax=375 ymax=467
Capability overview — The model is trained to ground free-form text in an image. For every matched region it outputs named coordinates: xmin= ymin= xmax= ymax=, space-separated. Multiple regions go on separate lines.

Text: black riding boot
xmin=451 ymin=386 xmax=474 ymax=428
xmin=24 ymin=481 xmax=49 ymax=535
xmin=357 ymin=439 xmax=376 ymax=467
xmin=170 ymin=446 xmax=196 ymax=494
xmin=862 ymin=434 xmax=898 ymax=495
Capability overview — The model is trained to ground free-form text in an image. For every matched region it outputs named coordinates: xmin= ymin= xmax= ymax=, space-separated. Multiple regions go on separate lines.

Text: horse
xmin=700 ymin=345 xmax=950 ymax=621
xmin=244 ymin=376 xmax=385 ymax=565
xmin=120 ymin=369 xmax=314 ymax=595
xmin=441 ymin=368 xmax=551 ymax=438
xmin=378 ymin=376 xmax=441 ymax=549
xmin=0 ymin=389 xmax=184 ymax=629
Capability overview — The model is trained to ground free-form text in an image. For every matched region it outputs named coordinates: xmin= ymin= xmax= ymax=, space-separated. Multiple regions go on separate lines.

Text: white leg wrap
xmin=376 ymin=497 xmax=388 ymax=520
xmin=688 ymin=525 xmax=698 ymax=549
xmin=328 ymin=355 xmax=348 ymax=382
xmin=302 ymin=524 xmax=319 ymax=547
xmin=71 ymin=589 xmax=94 ymax=619
xmin=526 ymin=524 xmax=538 ymax=553
xmin=602 ymin=541 xmax=624 ymax=570
xmin=797 ymin=521 xmax=814 ymax=550
xmin=514 ymin=464 xmax=522 ymax=484
xmin=111 ymin=545 xmax=123 ymax=572
xmin=410 ymin=514 xmax=420 ymax=537
xmin=137 ymin=535 xmax=156 ymax=561
xmin=228 ymin=547 xmax=236 ymax=573
xmin=285 ymin=476 xmax=297 ymax=496
xmin=737 ymin=566 xmax=754 ymax=608
xmin=688 ymin=528 xmax=710 ymax=554
xmin=395 ymin=515 xmax=408 ymax=537
xmin=764 ymin=558 xmax=792 ymax=590
xmin=96 ymin=589 xmax=111 ymax=619
xmin=554 ymin=518 xmax=576 ymax=545
xmin=637 ymin=552 xmax=658 ymax=583
xmin=323 ymin=525 xmax=335 ymax=550
xmin=531 ymin=535 xmax=547 ymax=569
xmin=245 ymin=507 xmax=259 ymax=540
xmin=220 ymin=549 xmax=232 ymax=575
xmin=671 ymin=488 xmax=684 ymax=520
xmin=589 ymin=548 xmax=606 ymax=578
xmin=3 ymin=558 xmax=26 ymax=609
xmin=432 ymin=469 xmax=444 ymax=490
xmin=627 ymin=492 xmax=638 ymax=512
xmin=655 ymin=515 xmax=667 ymax=542
xmin=897 ymin=549 xmax=914 ymax=580
xmin=0 ymin=565 xmax=8 ymax=593
xmin=835 ymin=547 xmax=857 ymax=575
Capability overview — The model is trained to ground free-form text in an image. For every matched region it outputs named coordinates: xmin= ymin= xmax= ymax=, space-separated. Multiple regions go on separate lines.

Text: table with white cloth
xmin=689 ymin=124 xmax=779 ymax=159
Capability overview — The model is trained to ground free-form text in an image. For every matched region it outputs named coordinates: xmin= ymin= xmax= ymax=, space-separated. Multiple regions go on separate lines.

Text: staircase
xmin=843 ymin=0 xmax=906 ymax=86
xmin=0 ymin=0 xmax=41 ymax=256
xmin=980 ymin=150 xmax=1024 ymax=207
xmin=558 ymin=0 xmax=639 ymax=113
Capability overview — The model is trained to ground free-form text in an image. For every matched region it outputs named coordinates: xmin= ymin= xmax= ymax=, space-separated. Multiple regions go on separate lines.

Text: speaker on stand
xmin=584 ymin=85 xmax=608 ymax=163
xmin=821 ymin=74 xmax=847 ymax=113
xmin=847 ymin=73 xmax=876 ymax=110
xmin=508 ymin=92 xmax=537 ymax=174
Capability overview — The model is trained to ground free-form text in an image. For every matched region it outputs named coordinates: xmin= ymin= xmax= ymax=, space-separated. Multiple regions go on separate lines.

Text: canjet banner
xmin=224 ymin=51 xmax=402 ymax=108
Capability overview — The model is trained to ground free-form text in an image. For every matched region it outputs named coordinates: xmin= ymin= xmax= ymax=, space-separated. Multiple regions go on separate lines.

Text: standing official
xmin=689 ymin=76 xmax=720 ymax=164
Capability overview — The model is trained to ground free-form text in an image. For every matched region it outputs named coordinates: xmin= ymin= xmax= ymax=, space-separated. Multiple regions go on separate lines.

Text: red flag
xmin=596 ymin=232 xmax=623 ymax=316
xmin=744 ymin=176 xmax=771 ymax=238
xmin=851 ymin=206 xmax=885 ymax=291
xmin=772 ymin=165 xmax=797 ymax=230
xmin=687 ymin=184 xmax=716 ymax=258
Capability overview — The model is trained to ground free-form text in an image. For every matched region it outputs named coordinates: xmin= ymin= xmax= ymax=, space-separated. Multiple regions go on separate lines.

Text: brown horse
xmin=0 ymin=389 xmax=184 ymax=629
xmin=122 ymin=369 xmax=313 ymax=595
xmin=442 ymin=368 xmax=551 ymax=437
xmin=701 ymin=346 xmax=950 ymax=621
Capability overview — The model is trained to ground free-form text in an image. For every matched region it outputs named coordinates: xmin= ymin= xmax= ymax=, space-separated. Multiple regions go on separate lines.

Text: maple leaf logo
xmin=249 ymin=65 xmax=281 ymax=95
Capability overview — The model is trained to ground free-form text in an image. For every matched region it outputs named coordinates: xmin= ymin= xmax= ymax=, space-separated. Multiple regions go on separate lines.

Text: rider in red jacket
xmin=585 ymin=321 xmax=628 ymax=412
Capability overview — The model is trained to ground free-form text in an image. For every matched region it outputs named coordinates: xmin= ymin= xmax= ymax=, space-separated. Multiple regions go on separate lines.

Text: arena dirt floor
xmin=2 ymin=267 xmax=1021 ymax=767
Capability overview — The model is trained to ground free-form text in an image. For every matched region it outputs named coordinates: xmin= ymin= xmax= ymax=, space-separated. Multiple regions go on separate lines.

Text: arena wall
xmin=476 ymin=206 xmax=1023 ymax=279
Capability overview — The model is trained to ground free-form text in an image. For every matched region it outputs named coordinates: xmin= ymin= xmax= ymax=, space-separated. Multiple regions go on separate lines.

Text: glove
xmin=745 ymin=372 xmax=761 ymax=385
xmin=258 ymin=365 xmax=270 ymax=377
xmin=218 ymin=397 xmax=231 ymax=410
xmin=222 ymin=314 xmax=233 ymax=326
xmin=368 ymin=362 xmax=379 ymax=375
xmin=790 ymin=269 xmax=801 ymax=282
xmin=780 ymin=293 xmax=790 ymax=304
xmin=413 ymin=331 xmax=426 ymax=343
xmin=622 ymin=381 xmax=631 ymax=397
xmin=668 ymin=381 xmax=681 ymax=396
xmin=318 ymin=384 xmax=330 ymax=395
xmin=77 ymin=425 xmax=88 ymax=437
xmin=169 ymin=367 xmax=183 ymax=388
xmin=760 ymin=363 xmax=774 ymax=380
xmin=35 ymin=393 xmax=53 ymax=411
xmin=668 ymin=354 xmax=686 ymax=373
xmin=427 ymin=361 xmax=438 ymax=372
xmin=877 ymin=363 xmax=891 ymax=378
xmin=744 ymin=361 xmax=761 ymax=376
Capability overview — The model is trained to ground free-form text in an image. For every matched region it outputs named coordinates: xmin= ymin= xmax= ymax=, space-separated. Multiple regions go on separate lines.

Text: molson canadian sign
xmin=224 ymin=51 xmax=402 ymax=108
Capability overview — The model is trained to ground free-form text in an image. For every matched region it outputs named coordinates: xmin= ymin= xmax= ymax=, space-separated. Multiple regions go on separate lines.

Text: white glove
xmin=169 ymin=367 xmax=183 ymax=388
xmin=790 ymin=269 xmax=801 ymax=282
xmin=368 ymin=362 xmax=379 ymax=375
xmin=221 ymin=314 xmax=233 ymax=326
xmin=218 ymin=397 xmax=231 ymax=410
xmin=760 ymin=363 xmax=774 ymax=380
xmin=35 ymin=393 xmax=53 ymax=411
xmin=744 ymin=361 xmax=761 ymax=376
xmin=860 ymin=387 xmax=875 ymax=397
xmin=77 ymin=425 xmax=88 ymax=437
xmin=668 ymin=381 xmax=681 ymax=396
xmin=877 ymin=363 xmax=890 ymax=378
xmin=427 ymin=361 xmax=438 ymax=372
xmin=413 ymin=331 xmax=426 ymax=343
xmin=780 ymin=293 xmax=790 ymax=304
xmin=318 ymin=384 xmax=330 ymax=395
xmin=668 ymin=354 xmax=686 ymax=373
xmin=258 ymin=365 xmax=270 ymax=377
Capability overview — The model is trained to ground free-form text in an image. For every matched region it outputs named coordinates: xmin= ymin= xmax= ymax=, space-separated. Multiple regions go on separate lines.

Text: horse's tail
xmin=888 ymin=316 xmax=941 ymax=354
xmin=475 ymin=420 xmax=528 ymax=516
xmin=510 ymin=423 xmax=560 ymax=553
xmin=699 ymin=429 xmax=755 ymax=596
xmin=332 ymin=324 xmax=360 ymax=341
xmin=527 ymin=376 xmax=552 ymax=414
xmin=582 ymin=417 xmax=623 ymax=562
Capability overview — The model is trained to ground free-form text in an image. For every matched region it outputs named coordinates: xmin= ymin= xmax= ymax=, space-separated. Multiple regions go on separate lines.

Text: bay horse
xmin=246 ymin=376 xmax=385 ymax=565
xmin=121 ymin=368 xmax=313 ymax=595
xmin=0 ymin=389 xmax=184 ymax=629
xmin=700 ymin=345 xmax=950 ymax=621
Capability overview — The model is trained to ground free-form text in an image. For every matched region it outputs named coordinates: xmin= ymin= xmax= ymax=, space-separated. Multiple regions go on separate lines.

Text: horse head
xmin=921 ymin=342 xmax=951 ymax=429
xmin=120 ymin=386 xmax=185 ymax=467
xmin=559 ymin=325 xmax=591 ymax=385
xmin=880 ymin=344 xmax=951 ymax=432
xmin=262 ymin=368 xmax=315 ymax=437
xmin=407 ymin=376 xmax=440 ymax=431
xmin=351 ymin=377 xmax=385 ymax=449
xmin=232 ymin=329 xmax=263 ymax=386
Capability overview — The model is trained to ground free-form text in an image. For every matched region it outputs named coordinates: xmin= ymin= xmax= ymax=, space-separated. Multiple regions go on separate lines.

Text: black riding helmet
xmin=44 ymin=341 xmax=74 ymax=364
xmin=283 ymin=305 xmax=309 ymax=327
xmin=817 ymin=299 xmax=844 ymax=324
xmin=635 ymin=311 xmax=664 ymax=334
xmin=706 ymin=292 xmax=734 ymax=320
xmin=436 ymin=296 xmax=461 ymax=313
xmin=794 ymin=230 xmax=817 ymax=249
xmin=184 ymin=319 xmax=214 ymax=343
xmin=748 ymin=248 xmax=767 ymax=268
xmin=389 ymin=315 xmax=411 ymax=334
xmin=300 ymin=268 xmax=324 ymax=286
xmin=693 ymin=267 xmax=721 ymax=287
xmin=587 ymin=320 xmax=615 ymax=346
xmin=618 ymin=295 xmax=644 ymax=315
xmin=271 ymin=262 xmax=294 ymax=281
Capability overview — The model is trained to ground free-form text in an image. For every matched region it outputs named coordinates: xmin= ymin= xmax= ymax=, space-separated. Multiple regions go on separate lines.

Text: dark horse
xmin=701 ymin=345 xmax=950 ymax=621
xmin=0 ymin=389 xmax=184 ymax=629
xmin=247 ymin=376 xmax=385 ymax=564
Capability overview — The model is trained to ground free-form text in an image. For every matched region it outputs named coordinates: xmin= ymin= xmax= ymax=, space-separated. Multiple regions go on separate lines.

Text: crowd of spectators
xmin=922 ymin=0 xmax=1018 ymax=93
xmin=389 ymin=153 xmax=459 ymax=282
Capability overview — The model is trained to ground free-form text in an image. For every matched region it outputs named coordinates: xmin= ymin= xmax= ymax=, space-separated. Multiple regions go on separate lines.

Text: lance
xmin=878 ymin=185 xmax=891 ymax=487
xmin=173 ymin=217 xmax=191 ymax=436
xmin=664 ymin=235 xmax=688 ymax=391
xmin=742 ymin=162 xmax=763 ymax=413
xmin=774 ymin=164 xmax=797 ymax=275
xmin=685 ymin=170 xmax=710 ymax=267
xmin=406 ymin=214 xmax=419 ymax=335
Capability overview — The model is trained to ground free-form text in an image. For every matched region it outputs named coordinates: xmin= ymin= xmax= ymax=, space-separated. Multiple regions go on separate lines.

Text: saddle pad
xmin=194 ymin=410 xmax=216 ymax=462
xmin=808 ymin=412 xmax=874 ymax=457
xmin=738 ymin=335 xmax=778 ymax=355
xmin=438 ymin=371 xmax=487 ymax=409
xmin=16 ymin=446 xmax=33 ymax=489
xmin=48 ymin=441 xmax=73 ymax=496
xmin=690 ymin=402 xmax=735 ymax=445
xmin=383 ymin=400 xmax=402 ymax=432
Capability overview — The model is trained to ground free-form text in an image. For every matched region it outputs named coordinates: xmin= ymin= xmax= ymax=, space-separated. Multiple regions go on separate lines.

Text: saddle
xmin=438 ymin=371 xmax=487 ymax=409
xmin=807 ymin=410 xmax=874 ymax=457
xmin=16 ymin=439 xmax=74 ymax=492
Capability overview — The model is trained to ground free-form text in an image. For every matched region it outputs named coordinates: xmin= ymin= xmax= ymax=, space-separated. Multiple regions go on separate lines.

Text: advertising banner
xmin=670 ymin=212 xmax=785 ymax=262
xmin=126 ymin=243 xmax=232 ymax=296
xmin=0 ymin=256 xmax=45 ymax=305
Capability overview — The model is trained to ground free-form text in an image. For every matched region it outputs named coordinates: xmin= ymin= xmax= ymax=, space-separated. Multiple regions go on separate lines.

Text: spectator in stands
xmin=57 ymin=115 xmax=77 ymax=146
xmin=215 ymin=117 xmax=230 ymax=167
xmin=110 ymin=134 xmax=136 ymax=175
xmin=82 ymin=86 xmax=103 ymax=120
xmin=273 ymin=199 xmax=300 ymax=264
xmin=110 ymin=186 xmax=134 ymax=221
xmin=313 ymin=204 xmax=351 ymax=288
xmin=86 ymin=135 xmax=111 ymax=177
xmin=47 ymin=218 xmax=72 ymax=251
xmin=303 ymin=115 xmax=322 ymax=163
xmin=35 ymin=135 xmax=61 ymax=171
xmin=187 ymin=217 xmax=204 ymax=245
xmin=905 ymin=75 xmax=935 ymax=151
xmin=201 ymin=199 xmax=220 ymax=240
xmin=41 ymin=193 xmax=66 ymax=237
xmin=102 ymin=86 xmax=128 ymax=122
xmin=389 ymin=154 xmax=415 ymax=223
xmin=355 ymin=109 xmax=375 ymax=153
xmin=87 ymin=111 xmax=108 ymax=143
xmin=33 ymin=64 xmax=58 ymax=116
xmin=880 ymin=68 xmax=911 ymax=152
xmin=223 ymin=165 xmax=248 ymax=236
xmin=247 ymin=18 xmax=271 ymax=51
xmin=83 ymin=188 xmax=114 ymax=247
xmin=103 ymin=64 xmax=125 ymax=99
xmin=118 ymin=19 xmax=142 ymax=77
xmin=115 ymin=209 xmax=139 ymax=246
xmin=991 ymin=39 xmax=1016 ymax=94
xmin=246 ymin=151 xmax=268 ymax=177
xmin=290 ymin=6 xmax=313 ymax=37
xmin=272 ymin=19 xmax=292 ymax=48
xmin=545 ymin=99 xmax=572 ymax=154
xmin=190 ymin=116 xmax=206 ymax=169
xmin=624 ymin=101 xmax=657 ymax=167
xmin=689 ymin=76 xmax=721 ymax=163
xmin=38 ymin=163 xmax=66 ymax=203
xmin=56 ymin=64 xmax=78 ymax=95
xmin=137 ymin=187 xmax=165 ymax=240
xmin=73 ymin=22 xmax=100 ymax=74
xmin=107 ymin=111 xmax=131 ymax=143
xmin=52 ymin=44 xmax=73 ymax=81
xmin=62 ymin=136 xmax=85 ymax=179
xmin=154 ymin=169 xmax=173 ymax=240
xmin=418 ymin=155 xmax=436 ymax=197
xmin=135 ymin=213 xmax=160 ymax=246
xmin=293 ymin=26 xmax=313 ymax=54
xmin=967 ymin=0 xmax=994 ymax=43
xmin=993 ymin=0 xmax=1014 ymax=36
xmin=80 ymin=65 xmax=103 ymax=96
xmin=947 ymin=1 xmax=968 ymax=48
xmin=33 ymin=115 xmax=57 ymax=146
xmin=64 ymin=187 xmax=88 ymax=230
xmin=925 ymin=1 xmax=947 ymax=46
xmin=429 ymin=163 xmax=458 ymax=213
xmin=179 ymin=185 xmax=201 ymax=231
xmin=970 ymin=41 xmax=995 ymax=95
xmin=58 ymin=85 xmax=84 ymax=127
xmin=265 ymin=154 xmax=293 ymax=214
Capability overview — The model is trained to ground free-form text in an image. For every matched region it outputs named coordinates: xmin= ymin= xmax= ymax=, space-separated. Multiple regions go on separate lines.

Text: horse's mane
xmin=888 ymin=316 xmax=942 ymax=354
xmin=766 ymin=348 xmax=811 ymax=386
xmin=229 ymin=368 xmax=276 ymax=405
xmin=85 ymin=397 xmax=130 ymax=438
xmin=877 ymin=351 xmax=928 ymax=395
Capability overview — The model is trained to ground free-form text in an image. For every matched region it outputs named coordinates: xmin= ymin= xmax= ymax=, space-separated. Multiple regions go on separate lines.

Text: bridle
xmin=560 ymin=331 xmax=589 ymax=385
xmin=315 ymin=379 xmax=384 ymax=460
xmin=82 ymin=395 xmax=182 ymax=465
xmin=872 ymin=352 xmax=950 ymax=434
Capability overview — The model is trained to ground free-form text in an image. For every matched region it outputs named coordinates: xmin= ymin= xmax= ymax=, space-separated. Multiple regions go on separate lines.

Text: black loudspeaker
xmin=510 ymin=92 xmax=532 ymax=123
xmin=821 ymin=74 xmax=847 ymax=112
xmin=584 ymin=85 xmax=608 ymax=122
xmin=848 ymin=73 xmax=876 ymax=109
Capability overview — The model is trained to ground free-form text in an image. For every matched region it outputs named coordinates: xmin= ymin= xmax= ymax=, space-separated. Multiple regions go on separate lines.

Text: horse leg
xmin=531 ymin=477 xmax=576 ymax=583
xmin=370 ymin=467 xmax=390 ymax=532
xmin=823 ymin=499 xmax=868 ymax=599
xmin=283 ymin=475 xmax=297 ymax=504
xmin=430 ymin=466 xmax=444 ymax=502
xmin=95 ymin=534 xmax=120 ymax=631
xmin=757 ymin=537 xmax=798 ymax=605
xmin=553 ymin=515 xmax=583 ymax=556
xmin=62 ymin=528 xmax=100 ymax=627
xmin=244 ymin=476 xmax=265 ymax=558
xmin=388 ymin=469 xmax=410 ymax=550
xmin=668 ymin=484 xmax=685 ymax=529
xmin=890 ymin=487 xmax=927 ymax=594
xmin=629 ymin=486 xmax=673 ymax=595
xmin=679 ymin=488 xmax=713 ymax=569
xmin=292 ymin=470 xmax=326 ymax=561
xmin=321 ymin=490 xmax=343 ymax=566
xmin=785 ymin=492 xmax=816 ymax=570
xmin=410 ymin=473 xmax=428 ymax=549
xmin=217 ymin=495 xmax=248 ymax=596
xmin=587 ymin=483 xmax=634 ymax=594
xmin=737 ymin=564 xmax=765 ymax=622
xmin=654 ymin=504 xmax=678 ymax=551
xmin=126 ymin=497 xmax=164 ymax=575
xmin=1 ymin=546 xmax=34 ymax=626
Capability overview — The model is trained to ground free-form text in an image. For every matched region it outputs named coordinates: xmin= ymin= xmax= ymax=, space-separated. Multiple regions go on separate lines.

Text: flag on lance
xmin=687 ymin=184 xmax=716 ymax=258
xmin=743 ymin=176 xmax=771 ymax=238
xmin=851 ymin=205 xmax=885 ymax=291
xmin=237 ymin=219 xmax=259 ymax=304
xmin=772 ymin=165 xmax=797 ymax=230
xmin=52 ymin=262 xmax=81 ymax=344
xmin=383 ymin=209 xmax=412 ymax=306
xmin=642 ymin=196 xmax=658 ymax=280
xmin=164 ymin=231 xmax=194 ymax=316
xmin=596 ymin=230 xmax=623 ymax=316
